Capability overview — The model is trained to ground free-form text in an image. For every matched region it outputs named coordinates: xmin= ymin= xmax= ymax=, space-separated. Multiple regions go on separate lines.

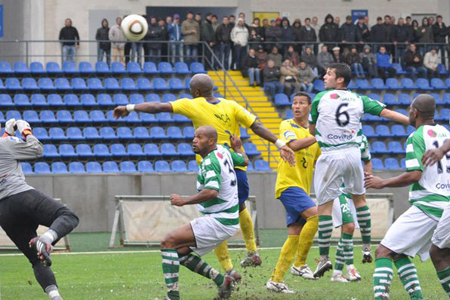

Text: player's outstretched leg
xmin=356 ymin=202 xmax=373 ymax=263
xmin=430 ymin=244 xmax=450 ymax=296
xmin=373 ymin=257 xmax=394 ymax=300
xmin=161 ymin=249 xmax=181 ymax=300
xmin=314 ymin=215 xmax=333 ymax=278
xmin=291 ymin=215 xmax=318 ymax=279
xmin=214 ymin=241 xmax=242 ymax=283
xmin=239 ymin=206 xmax=261 ymax=267
xmin=394 ymin=257 xmax=424 ymax=300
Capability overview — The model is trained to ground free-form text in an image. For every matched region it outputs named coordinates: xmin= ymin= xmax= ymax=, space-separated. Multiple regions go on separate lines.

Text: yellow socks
xmin=239 ymin=208 xmax=257 ymax=253
xmin=271 ymin=235 xmax=299 ymax=283
xmin=294 ymin=215 xmax=319 ymax=268
xmin=214 ymin=240 xmax=233 ymax=272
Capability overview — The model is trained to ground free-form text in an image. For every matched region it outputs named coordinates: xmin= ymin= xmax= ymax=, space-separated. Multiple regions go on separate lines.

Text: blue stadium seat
xmin=34 ymin=162 xmax=51 ymax=174
xmin=43 ymin=144 xmax=59 ymax=158
xmin=138 ymin=161 xmax=154 ymax=172
xmin=388 ymin=141 xmax=404 ymax=154
xmin=127 ymin=143 xmax=145 ymax=156
xmin=371 ymin=141 xmax=387 ymax=154
xmin=81 ymin=94 xmax=97 ymax=106
xmin=362 ymin=125 xmax=375 ymax=137
xmin=55 ymin=78 xmax=71 ymax=90
xmin=67 ymin=127 xmax=84 ymax=140
xmin=431 ymin=93 xmax=443 ymax=105
xmin=73 ymin=110 xmax=91 ymax=122
xmin=313 ymin=79 xmax=325 ymax=92
xmin=21 ymin=162 xmax=33 ymax=174
xmin=167 ymin=126 xmax=183 ymax=139
xmin=76 ymin=144 xmax=94 ymax=157
xmin=14 ymin=94 xmax=30 ymax=106
xmin=6 ymin=78 xmax=22 ymax=91
xmin=383 ymin=93 xmax=396 ymax=105
xmin=69 ymin=162 xmax=86 ymax=173
xmin=155 ymin=160 xmax=171 ymax=172
xmin=407 ymin=125 xmax=415 ymax=135
xmin=157 ymin=112 xmax=173 ymax=122
xmin=133 ymin=126 xmax=150 ymax=139
xmin=121 ymin=78 xmax=138 ymax=90
xmin=120 ymin=161 xmax=137 ymax=173
xmin=173 ymin=114 xmax=190 ymax=122
xmin=87 ymin=78 xmax=104 ymax=90
xmin=49 ymin=163 xmax=68 ymax=174
xmin=144 ymin=143 xmax=162 ymax=156
xmin=0 ymin=111 xmax=4 ymax=123
xmin=430 ymin=78 xmax=445 ymax=90
xmin=144 ymin=94 xmax=160 ymax=104
xmin=100 ymin=127 xmax=117 ymax=140
xmin=86 ymin=162 xmax=103 ymax=173
xmin=187 ymin=160 xmax=198 ymax=172
xmin=38 ymin=78 xmax=55 ymax=90
xmin=400 ymin=158 xmax=406 ymax=169
xmin=23 ymin=110 xmax=39 ymax=123
xmin=111 ymin=143 xmax=127 ymax=157
xmin=385 ymin=158 xmax=400 ymax=169
xmin=97 ymin=94 xmax=113 ymax=106
xmin=437 ymin=64 xmax=448 ymax=76
xmin=94 ymin=144 xmax=112 ymax=157
xmin=175 ymin=62 xmax=191 ymax=74
xmin=130 ymin=94 xmax=145 ymax=104
xmin=178 ymin=143 xmax=194 ymax=156
xmin=140 ymin=113 xmax=156 ymax=123
xmin=62 ymin=61 xmax=78 ymax=74
xmin=48 ymin=94 xmax=63 ymax=106
xmin=83 ymin=127 xmax=100 ymax=140
xmin=356 ymin=78 xmax=372 ymax=89
xmin=391 ymin=63 xmax=407 ymax=75
xmin=57 ymin=110 xmax=74 ymax=123
xmin=376 ymin=125 xmax=393 ymax=137
xmin=367 ymin=93 xmax=380 ymax=101
xmin=347 ymin=79 xmax=356 ymax=89
xmin=391 ymin=125 xmax=407 ymax=137
xmin=59 ymin=144 xmax=76 ymax=157
xmin=416 ymin=78 xmax=433 ymax=90
xmin=190 ymin=62 xmax=206 ymax=74
xmin=162 ymin=93 xmax=177 ymax=103
xmin=33 ymin=127 xmax=50 ymax=141
xmin=127 ymin=62 xmax=143 ymax=74
xmin=171 ymin=160 xmax=187 ymax=172
xmin=169 ymin=78 xmax=185 ymax=90
xmin=240 ymin=127 xmax=250 ymax=139
xmin=400 ymin=78 xmax=416 ymax=89
xmin=79 ymin=61 xmax=95 ymax=74
xmin=158 ymin=62 xmax=174 ymax=74
xmin=386 ymin=78 xmax=401 ymax=90
xmin=0 ymin=79 xmax=5 ymax=91
xmin=443 ymin=93 xmax=450 ymax=105
xmin=103 ymin=161 xmax=120 ymax=173
xmin=114 ymin=94 xmax=128 ymax=105
xmin=40 ymin=110 xmax=57 ymax=123
xmin=254 ymin=159 xmax=271 ymax=171
xmin=31 ymin=94 xmax=47 ymax=106
xmin=14 ymin=62 xmax=29 ymax=74
xmin=143 ymin=62 xmax=159 ymax=74
xmin=441 ymin=109 xmax=450 ymax=121
xmin=246 ymin=161 xmax=255 ymax=171
xmin=95 ymin=61 xmax=111 ymax=73
xmin=161 ymin=143 xmax=178 ymax=155
xmin=137 ymin=78 xmax=152 ymax=90
xmin=153 ymin=78 xmax=169 ymax=90
xmin=0 ymin=61 xmax=13 ymax=74
xmin=22 ymin=78 xmax=39 ymax=91
xmin=64 ymin=94 xmax=80 ymax=106
xmin=243 ymin=143 xmax=261 ymax=156
xmin=0 ymin=94 xmax=13 ymax=107
xmin=6 ymin=110 xmax=21 ymax=121
xmin=104 ymin=78 xmax=120 ymax=90
xmin=398 ymin=93 xmax=411 ymax=105
xmin=286 ymin=109 xmax=293 ymax=119
xmin=46 ymin=62 xmax=62 ymax=74
xmin=30 ymin=62 xmax=45 ymax=74
xmin=180 ymin=93 xmax=192 ymax=99
xmin=50 ymin=127 xmax=67 ymax=140
xmin=117 ymin=126 xmax=133 ymax=139
xmin=124 ymin=111 xmax=140 ymax=123
xmin=72 ymin=78 xmax=89 ymax=91
xmin=183 ymin=126 xmax=195 ymax=139
xmin=371 ymin=158 xmax=384 ymax=170
xmin=274 ymin=93 xmax=290 ymax=106
xmin=111 ymin=62 xmax=127 ymax=74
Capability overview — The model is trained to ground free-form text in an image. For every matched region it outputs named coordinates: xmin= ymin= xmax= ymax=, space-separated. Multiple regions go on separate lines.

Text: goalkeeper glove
xmin=16 ymin=120 xmax=33 ymax=138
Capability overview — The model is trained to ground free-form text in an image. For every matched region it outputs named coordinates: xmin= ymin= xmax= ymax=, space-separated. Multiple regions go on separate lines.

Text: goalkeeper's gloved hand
xmin=3 ymin=118 xmax=17 ymax=137
xmin=16 ymin=120 xmax=33 ymax=138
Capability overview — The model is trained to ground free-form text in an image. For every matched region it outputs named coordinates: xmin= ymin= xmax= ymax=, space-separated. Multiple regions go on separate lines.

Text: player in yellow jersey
xmin=266 ymin=92 xmax=321 ymax=294
xmin=113 ymin=74 xmax=295 ymax=280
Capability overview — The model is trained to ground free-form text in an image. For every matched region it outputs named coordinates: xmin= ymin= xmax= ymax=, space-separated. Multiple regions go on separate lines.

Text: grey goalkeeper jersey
xmin=0 ymin=135 xmax=43 ymax=200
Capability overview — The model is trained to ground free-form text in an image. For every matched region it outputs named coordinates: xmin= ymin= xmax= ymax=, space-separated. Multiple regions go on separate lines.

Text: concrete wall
xmin=25 ymin=170 xmax=409 ymax=232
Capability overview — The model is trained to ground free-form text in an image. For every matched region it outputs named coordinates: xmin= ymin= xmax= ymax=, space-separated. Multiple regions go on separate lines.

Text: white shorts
xmin=332 ymin=194 xmax=360 ymax=229
xmin=190 ymin=216 xmax=239 ymax=256
xmin=314 ymin=147 xmax=365 ymax=205
xmin=381 ymin=205 xmax=438 ymax=261
xmin=432 ymin=203 xmax=450 ymax=249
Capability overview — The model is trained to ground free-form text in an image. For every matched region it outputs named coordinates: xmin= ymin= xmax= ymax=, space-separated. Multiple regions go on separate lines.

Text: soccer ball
xmin=121 ymin=14 xmax=148 ymax=42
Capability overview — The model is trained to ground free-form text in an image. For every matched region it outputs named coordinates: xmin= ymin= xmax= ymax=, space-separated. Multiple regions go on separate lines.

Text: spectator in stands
xmin=241 ymin=48 xmax=260 ymax=86
xmin=268 ymin=46 xmax=283 ymax=67
xmin=423 ymin=47 xmax=440 ymax=78
xmin=248 ymin=28 xmax=264 ymax=50
xmin=346 ymin=46 xmax=365 ymax=78
xmin=276 ymin=17 xmax=282 ymax=27
xmin=95 ymin=18 xmax=110 ymax=65
xmin=211 ymin=15 xmax=219 ymax=32
xmin=215 ymin=16 xmax=232 ymax=69
xmin=383 ymin=15 xmax=395 ymax=54
xmin=355 ymin=17 xmax=370 ymax=47
xmin=332 ymin=46 xmax=345 ymax=63
xmin=319 ymin=14 xmax=340 ymax=49
xmin=230 ymin=18 xmax=249 ymax=70
xmin=109 ymin=17 xmax=126 ymax=64
xmin=229 ymin=15 xmax=237 ymax=69
xmin=265 ymin=18 xmax=282 ymax=52
xmin=263 ymin=59 xmax=284 ymax=98
xmin=280 ymin=17 xmax=294 ymax=53
xmin=360 ymin=44 xmax=377 ymax=78
xmin=428 ymin=16 xmax=435 ymax=26
xmin=403 ymin=43 xmax=427 ymax=79
xmin=262 ymin=18 xmax=269 ymax=31
xmin=300 ymin=46 xmax=319 ymax=77
xmin=376 ymin=45 xmax=397 ymax=80
xmin=300 ymin=18 xmax=317 ymax=53
xmin=284 ymin=45 xmax=300 ymax=67
xmin=311 ymin=16 xmax=320 ymax=54
xmin=340 ymin=15 xmax=357 ymax=54
xmin=298 ymin=60 xmax=315 ymax=93
xmin=317 ymin=45 xmax=334 ymax=76
xmin=181 ymin=11 xmax=200 ymax=64
xmin=145 ymin=17 xmax=164 ymax=63
xmin=335 ymin=16 xmax=341 ymax=27
xmin=280 ymin=58 xmax=300 ymax=96
xmin=432 ymin=15 xmax=447 ymax=64
xmin=168 ymin=14 xmax=183 ymax=64
xmin=416 ymin=17 xmax=434 ymax=55
xmin=292 ymin=19 xmax=302 ymax=51
xmin=238 ymin=12 xmax=250 ymax=31
xmin=256 ymin=45 xmax=269 ymax=70
xmin=201 ymin=13 xmax=216 ymax=69
xmin=393 ymin=17 xmax=411 ymax=63
xmin=411 ymin=20 xmax=420 ymax=42
xmin=229 ymin=15 xmax=236 ymax=27
xmin=59 ymin=18 xmax=80 ymax=63
xmin=371 ymin=17 xmax=388 ymax=53
xmin=251 ymin=18 xmax=265 ymax=38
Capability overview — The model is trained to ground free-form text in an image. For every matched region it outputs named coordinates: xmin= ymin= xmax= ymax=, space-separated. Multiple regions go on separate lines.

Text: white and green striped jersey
xmin=406 ymin=124 xmax=450 ymax=219
xmin=309 ymin=90 xmax=385 ymax=152
xmin=360 ymin=134 xmax=371 ymax=162
xmin=196 ymin=145 xmax=245 ymax=226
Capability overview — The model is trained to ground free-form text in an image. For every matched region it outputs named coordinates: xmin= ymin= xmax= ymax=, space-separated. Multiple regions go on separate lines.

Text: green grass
xmin=0 ymin=244 xmax=446 ymax=300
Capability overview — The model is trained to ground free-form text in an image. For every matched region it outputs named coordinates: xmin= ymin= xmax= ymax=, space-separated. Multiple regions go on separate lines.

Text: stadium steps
xmin=209 ymin=70 xmax=281 ymax=169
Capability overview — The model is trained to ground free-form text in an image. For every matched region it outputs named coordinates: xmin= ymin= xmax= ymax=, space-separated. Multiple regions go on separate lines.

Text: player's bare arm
xmin=230 ymin=134 xmax=249 ymax=166
xmin=250 ymin=120 xmax=296 ymax=166
xmin=364 ymin=170 xmax=422 ymax=189
xmin=288 ymin=137 xmax=317 ymax=151
xmin=422 ymin=139 xmax=450 ymax=167
xmin=113 ymin=102 xmax=173 ymax=119
xmin=379 ymin=109 xmax=409 ymax=125
xmin=170 ymin=189 xmax=219 ymax=206
xmin=363 ymin=160 xmax=373 ymax=176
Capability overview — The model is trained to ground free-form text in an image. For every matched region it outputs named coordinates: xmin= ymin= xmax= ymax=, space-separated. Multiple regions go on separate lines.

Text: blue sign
xmin=0 ymin=5 xmax=3 ymax=38
xmin=351 ymin=10 xmax=368 ymax=24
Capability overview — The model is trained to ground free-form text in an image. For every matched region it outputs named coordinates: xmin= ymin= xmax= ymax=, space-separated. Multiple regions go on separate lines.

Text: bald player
xmin=365 ymin=94 xmax=450 ymax=300
xmin=114 ymin=74 xmax=295 ymax=275
xmin=160 ymin=126 xmax=248 ymax=300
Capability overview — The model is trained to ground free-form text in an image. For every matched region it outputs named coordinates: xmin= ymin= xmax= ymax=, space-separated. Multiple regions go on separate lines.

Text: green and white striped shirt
xmin=196 ymin=145 xmax=245 ymax=226
xmin=405 ymin=124 xmax=450 ymax=219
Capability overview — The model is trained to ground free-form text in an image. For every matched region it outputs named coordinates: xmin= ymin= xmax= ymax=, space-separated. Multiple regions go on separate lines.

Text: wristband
xmin=274 ymin=139 xmax=286 ymax=150
xmin=22 ymin=129 xmax=33 ymax=138
xmin=126 ymin=104 xmax=136 ymax=112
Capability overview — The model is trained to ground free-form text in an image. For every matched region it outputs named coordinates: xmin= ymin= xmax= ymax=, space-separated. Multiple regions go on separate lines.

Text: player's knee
xmin=160 ymin=234 xmax=175 ymax=249
xmin=342 ymin=222 xmax=355 ymax=234
xmin=429 ymin=244 xmax=441 ymax=262
xmin=375 ymin=245 xmax=392 ymax=259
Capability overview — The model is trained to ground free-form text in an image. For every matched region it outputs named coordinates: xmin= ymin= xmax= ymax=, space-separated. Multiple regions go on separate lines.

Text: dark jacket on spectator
xmin=300 ymin=25 xmax=317 ymax=43
xmin=257 ymin=51 xmax=269 ymax=69
xmin=370 ymin=23 xmax=388 ymax=43
xmin=284 ymin=51 xmax=300 ymax=66
xmin=405 ymin=25 xmax=415 ymax=43
xmin=241 ymin=53 xmax=259 ymax=73
xmin=394 ymin=24 xmax=411 ymax=43
xmin=432 ymin=22 xmax=448 ymax=43
xmin=384 ymin=22 xmax=395 ymax=42
xmin=263 ymin=65 xmax=281 ymax=82
xmin=268 ymin=53 xmax=283 ymax=67
xmin=333 ymin=53 xmax=345 ymax=63
xmin=280 ymin=18 xmax=295 ymax=42
xmin=201 ymin=19 xmax=215 ymax=43
xmin=416 ymin=23 xmax=434 ymax=43
xmin=300 ymin=52 xmax=318 ymax=69
xmin=59 ymin=26 xmax=80 ymax=46
xmin=340 ymin=22 xmax=357 ymax=42
xmin=250 ymin=24 xmax=265 ymax=39
xmin=147 ymin=22 xmax=165 ymax=49
xmin=265 ymin=25 xmax=282 ymax=43
xmin=215 ymin=23 xmax=232 ymax=44
xmin=319 ymin=14 xmax=340 ymax=42
xmin=248 ymin=31 xmax=264 ymax=49
xmin=292 ymin=19 xmax=303 ymax=42
xmin=356 ymin=23 xmax=370 ymax=42
xmin=95 ymin=19 xmax=110 ymax=50
xmin=346 ymin=52 xmax=361 ymax=64
xmin=403 ymin=50 xmax=423 ymax=68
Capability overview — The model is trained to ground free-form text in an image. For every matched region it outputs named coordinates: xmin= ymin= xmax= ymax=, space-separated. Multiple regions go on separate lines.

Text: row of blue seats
xmin=21 ymin=159 xmax=271 ymax=174
xmin=314 ymin=77 xmax=450 ymax=92
xmin=370 ymin=141 xmax=406 ymax=154
xmin=0 ymin=77 xmax=190 ymax=91
xmin=0 ymin=61 xmax=207 ymax=75
xmin=372 ymin=158 xmax=405 ymax=170
xmin=362 ymin=122 xmax=450 ymax=138
xmin=38 ymin=142 xmax=261 ymax=157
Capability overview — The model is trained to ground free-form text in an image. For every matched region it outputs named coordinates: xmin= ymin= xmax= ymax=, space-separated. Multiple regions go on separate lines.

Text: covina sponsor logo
xmin=327 ymin=129 xmax=355 ymax=141
xmin=436 ymin=181 xmax=450 ymax=190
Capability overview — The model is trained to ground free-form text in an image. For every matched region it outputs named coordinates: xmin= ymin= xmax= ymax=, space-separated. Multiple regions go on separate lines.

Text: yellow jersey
xmin=171 ymin=97 xmax=257 ymax=168
xmin=275 ymin=119 xmax=321 ymax=198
